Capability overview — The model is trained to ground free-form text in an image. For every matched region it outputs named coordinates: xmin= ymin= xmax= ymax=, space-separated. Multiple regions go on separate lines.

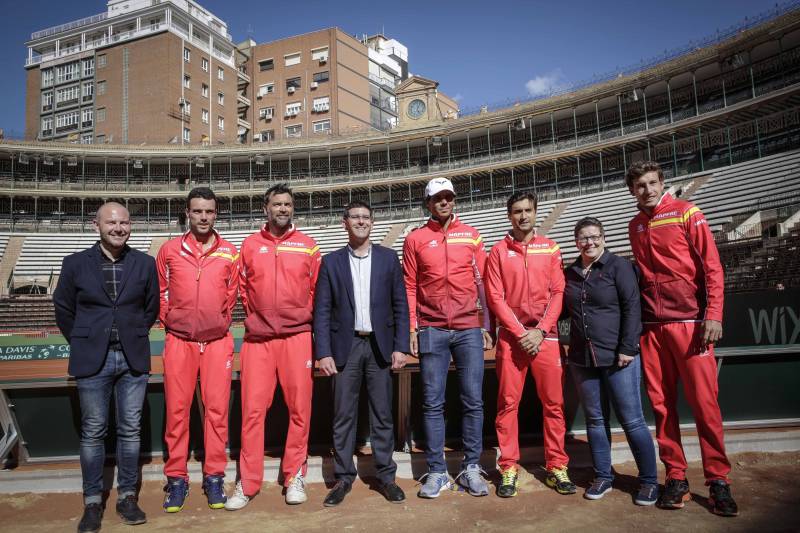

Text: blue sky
xmin=0 ymin=0 xmax=789 ymax=137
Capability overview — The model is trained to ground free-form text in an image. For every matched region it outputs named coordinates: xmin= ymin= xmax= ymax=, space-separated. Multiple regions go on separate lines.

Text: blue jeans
xmin=418 ymin=327 xmax=484 ymax=472
xmin=570 ymin=357 xmax=657 ymax=485
xmin=76 ymin=349 xmax=149 ymax=504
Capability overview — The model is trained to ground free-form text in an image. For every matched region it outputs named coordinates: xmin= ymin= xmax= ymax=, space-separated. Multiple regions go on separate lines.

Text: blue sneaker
xmin=454 ymin=464 xmax=489 ymax=496
xmin=584 ymin=478 xmax=613 ymax=500
xmin=635 ymin=483 xmax=659 ymax=506
xmin=163 ymin=477 xmax=189 ymax=513
xmin=417 ymin=472 xmax=451 ymax=499
xmin=203 ymin=475 xmax=227 ymax=509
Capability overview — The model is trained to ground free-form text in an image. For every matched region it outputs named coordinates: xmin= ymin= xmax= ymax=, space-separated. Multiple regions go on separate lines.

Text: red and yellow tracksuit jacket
xmin=485 ymin=232 xmax=564 ymax=338
xmin=238 ymin=224 xmax=321 ymax=340
xmin=156 ymin=230 xmax=239 ymax=342
xmin=402 ymin=214 xmax=489 ymax=331
xmin=628 ymin=192 xmax=724 ymax=324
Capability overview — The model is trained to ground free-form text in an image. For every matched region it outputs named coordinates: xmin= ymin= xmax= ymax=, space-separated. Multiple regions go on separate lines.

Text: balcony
xmin=237 ymin=69 xmax=251 ymax=85
xmin=237 ymin=117 xmax=251 ymax=130
xmin=56 ymin=97 xmax=80 ymax=109
xmin=55 ymin=123 xmax=78 ymax=134
xmin=237 ymin=93 xmax=251 ymax=108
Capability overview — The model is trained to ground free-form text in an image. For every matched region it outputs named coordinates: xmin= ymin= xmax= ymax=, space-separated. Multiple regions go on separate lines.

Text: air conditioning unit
xmin=257 ymin=94 xmax=263 ymax=100
xmin=319 ymin=55 xmax=328 ymax=64
xmin=178 ymin=97 xmax=186 ymax=107
xmin=310 ymin=82 xmax=318 ymax=89
xmin=288 ymin=86 xmax=296 ymax=94
xmin=260 ymin=109 xmax=273 ymax=119
xmin=253 ymin=133 xmax=262 ymax=142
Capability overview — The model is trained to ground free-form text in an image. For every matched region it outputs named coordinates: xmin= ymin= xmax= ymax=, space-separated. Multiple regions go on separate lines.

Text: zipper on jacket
xmin=444 ymin=231 xmax=451 ymax=328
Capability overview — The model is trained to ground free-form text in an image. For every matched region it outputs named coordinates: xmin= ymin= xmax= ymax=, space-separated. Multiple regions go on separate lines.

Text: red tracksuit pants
xmin=495 ymin=330 xmax=569 ymax=471
xmin=640 ymin=322 xmax=731 ymax=483
xmin=239 ymin=332 xmax=313 ymax=495
xmin=163 ymin=332 xmax=234 ymax=480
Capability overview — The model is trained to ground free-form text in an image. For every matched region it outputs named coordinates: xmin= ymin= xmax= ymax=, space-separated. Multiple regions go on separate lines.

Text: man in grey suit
xmin=313 ymin=200 xmax=410 ymax=507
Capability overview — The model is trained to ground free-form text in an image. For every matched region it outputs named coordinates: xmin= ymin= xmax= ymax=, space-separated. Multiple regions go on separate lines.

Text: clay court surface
xmin=2 ymin=451 xmax=798 ymax=533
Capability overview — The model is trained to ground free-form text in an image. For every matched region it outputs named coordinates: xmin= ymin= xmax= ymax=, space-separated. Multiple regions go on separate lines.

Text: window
xmin=81 ymin=108 xmax=93 ymax=127
xmin=259 ymin=106 xmax=274 ymax=120
xmin=96 ymin=134 xmax=105 ymax=144
xmin=285 ymin=102 xmax=302 ymax=116
xmin=217 ymin=92 xmax=224 ymax=105
xmin=42 ymin=91 xmax=53 ymax=111
xmin=184 ymin=100 xmax=191 ymax=115
xmin=258 ymin=58 xmax=273 ymax=71
xmin=184 ymin=47 xmax=191 ymax=62
xmin=97 ymin=54 xmax=107 ymax=68
xmin=83 ymin=58 xmax=94 ymax=77
xmin=42 ymin=69 xmax=54 ymax=87
xmin=285 ymin=124 xmax=302 ymax=138
xmin=312 ymin=96 xmax=330 ymax=113
xmin=41 ymin=117 xmax=53 ymax=135
xmin=218 ymin=116 xmax=224 ymax=130
xmin=183 ymin=75 xmax=191 ymax=88
xmin=55 ymin=110 xmax=80 ymax=131
xmin=97 ymin=107 xmax=106 ymax=122
xmin=217 ymin=67 xmax=224 ymax=80
xmin=311 ymin=47 xmax=329 ymax=62
xmin=81 ymin=133 xmax=93 ymax=144
xmin=257 ymin=83 xmax=274 ymax=97
xmin=183 ymin=128 xmax=190 ymax=142
xmin=56 ymin=62 xmax=79 ymax=84
xmin=201 ymin=57 xmax=209 ymax=72
xmin=201 ymin=83 xmax=209 ymax=97
xmin=257 ymin=129 xmax=274 ymax=142
xmin=284 ymin=52 xmax=301 ymax=67
xmin=313 ymin=119 xmax=331 ymax=134
xmin=82 ymin=82 xmax=94 ymax=101
xmin=97 ymin=80 xmax=106 ymax=95
xmin=286 ymin=77 xmax=301 ymax=91
xmin=56 ymin=85 xmax=80 ymax=105
xmin=201 ymin=109 xmax=209 ymax=124
xmin=313 ymin=71 xmax=329 ymax=84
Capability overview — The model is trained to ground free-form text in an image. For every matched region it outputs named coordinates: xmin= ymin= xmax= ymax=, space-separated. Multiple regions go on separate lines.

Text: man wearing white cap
xmin=403 ymin=177 xmax=494 ymax=498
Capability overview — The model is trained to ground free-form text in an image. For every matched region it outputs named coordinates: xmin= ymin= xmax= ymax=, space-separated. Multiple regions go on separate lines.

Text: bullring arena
xmin=1 ymin=2 xmax=799 ymax=532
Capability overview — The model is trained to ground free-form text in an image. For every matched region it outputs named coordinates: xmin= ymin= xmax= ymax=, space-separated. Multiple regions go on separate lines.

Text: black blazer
xmin=313 ymin=244 xmax=410 ymax=367
xmin=54 ymin=243 xmax=159 ymax=378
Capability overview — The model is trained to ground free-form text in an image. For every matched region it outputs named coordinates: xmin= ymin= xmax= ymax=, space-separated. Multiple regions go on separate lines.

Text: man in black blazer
xmin=313 ymin=200 xmax=410 ymax=507
xmin=54 ymin=202 xmax=159 ymax=533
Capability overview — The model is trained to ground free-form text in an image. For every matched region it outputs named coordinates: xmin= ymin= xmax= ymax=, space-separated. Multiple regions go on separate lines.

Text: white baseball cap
xmin=424 ymin=178 xmax=456 ymax=200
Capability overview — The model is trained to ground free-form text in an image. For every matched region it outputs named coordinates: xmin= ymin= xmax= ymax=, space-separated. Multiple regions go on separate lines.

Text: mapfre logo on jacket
xmin=402 ymin=215 xmax=487 ymax=330
xmin=238 ymin=224 xmax=321 ymax=341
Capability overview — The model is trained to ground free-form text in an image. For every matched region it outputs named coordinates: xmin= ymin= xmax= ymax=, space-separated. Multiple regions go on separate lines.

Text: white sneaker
xmin=224 ymin=481 xmax=251 ymax=511
xmin=285 ymin=469 xmax=307 ymax=505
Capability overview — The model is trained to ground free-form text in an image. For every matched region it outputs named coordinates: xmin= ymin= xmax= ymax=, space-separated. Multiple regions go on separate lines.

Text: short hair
xmin=506 ymin=190 xmax=538 ymax=214
xmin=264 ymin=183 xmax=293 ymax=204
xmin=342 ymin=200 xmax=373 ymax=219
xmin=573 ymin=216 xmax=605 ymax=240
xmin=186 ymin=187 xmax=217 ymax=209
xmin=625 ymin=160 xmax=664 ymax=188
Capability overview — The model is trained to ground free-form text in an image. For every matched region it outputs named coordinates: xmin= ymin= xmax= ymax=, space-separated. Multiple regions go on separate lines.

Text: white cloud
xmin=525 ymin=69 xmax=567 ymax=97
xmin=452 ymin=93 xmax=463 ymax=102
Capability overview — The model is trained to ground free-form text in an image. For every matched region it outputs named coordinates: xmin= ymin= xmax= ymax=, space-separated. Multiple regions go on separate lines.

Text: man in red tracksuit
xmin=485 ymin=191 xmax=575 ymax=498
xmin=226 ymin=183 xmax=321 ymax=510
xmin=626 ymin=161 xmax=738 ymax=517
xmin=157 ymin=187 xmax=239 ymax=512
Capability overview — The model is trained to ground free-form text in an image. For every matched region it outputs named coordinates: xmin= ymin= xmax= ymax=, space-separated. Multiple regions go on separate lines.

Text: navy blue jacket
xmin=313 ymin=244 xmax=410 ymax=367
xmin=563 ymin=250 xmax=641 ymax=367
xmin=54 ymin=243 xmax=159 ymax=378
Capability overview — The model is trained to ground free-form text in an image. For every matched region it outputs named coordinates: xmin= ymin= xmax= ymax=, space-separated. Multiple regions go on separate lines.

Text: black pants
xmin=332 ymin=335 xmax=397 ymax=485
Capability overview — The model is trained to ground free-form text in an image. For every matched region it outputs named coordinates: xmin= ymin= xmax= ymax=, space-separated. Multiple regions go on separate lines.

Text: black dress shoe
xmin=380 ymin=482 xmax=406 ymax=503
xmin=78 ymin=503 xmax=103 ymax=533
xmin=115 ymin=495 xmax=147 ymax=525
xmin=323 ymin=481 xmax=352 ymax=507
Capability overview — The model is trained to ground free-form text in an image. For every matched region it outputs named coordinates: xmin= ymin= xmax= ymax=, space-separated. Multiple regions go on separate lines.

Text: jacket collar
xmin=569 ymin=248 xmax=609 ymax=273
xmin=503 ymin=229 xmax=539 ymax=254
xmin=638 ymin=192 xmax=675 ymax=218
xmin=181 ymin=229 xmax=221 ymax=258
xmin=425 ymin=213 xmax=460 ymax=233
xmin=260 ymin=223 xmax=296 ymax=243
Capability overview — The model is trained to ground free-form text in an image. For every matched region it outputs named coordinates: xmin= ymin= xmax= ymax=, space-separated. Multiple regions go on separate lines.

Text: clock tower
xmin=396 ymin=75 xmax=459 ymax=128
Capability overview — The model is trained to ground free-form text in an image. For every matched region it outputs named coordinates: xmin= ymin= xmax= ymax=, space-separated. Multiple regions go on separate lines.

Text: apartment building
xmin=24 ymin=0 xmax=240 ymax=145
xmin=240 ymin=28 xmax=409 ymax=143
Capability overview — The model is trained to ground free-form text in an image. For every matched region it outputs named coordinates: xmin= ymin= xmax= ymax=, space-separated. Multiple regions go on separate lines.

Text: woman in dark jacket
xmin=563 ymin=217 xmax=658 ymax=505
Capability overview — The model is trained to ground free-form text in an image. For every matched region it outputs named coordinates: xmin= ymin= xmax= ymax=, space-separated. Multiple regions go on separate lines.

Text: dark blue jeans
xmin=76 ymin=349 xmax=149 ymax=504
xmin=570 ymin=356 xmax=657 ymax=485
xmin=418 ymin=327 xmax=484 ymax=472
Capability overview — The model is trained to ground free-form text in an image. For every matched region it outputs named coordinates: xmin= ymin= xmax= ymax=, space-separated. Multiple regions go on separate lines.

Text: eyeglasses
xmin=346 ymin=214 xmax=372 ymax=221
xmin=576 ymin=235 xmax=603 ymax=244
